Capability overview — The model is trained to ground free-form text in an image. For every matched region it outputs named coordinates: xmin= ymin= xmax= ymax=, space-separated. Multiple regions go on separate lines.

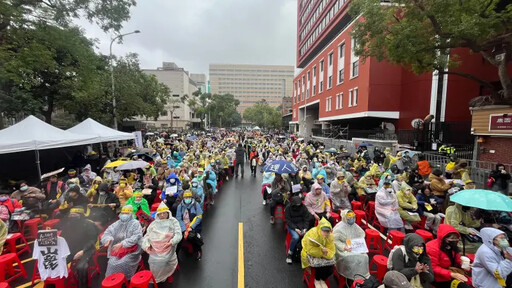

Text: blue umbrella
xmin=325 ymin=148 xmax=338 ymax=153
xmin=358 ymin=142 xmax=373 ymax=147
xmin=263 ymin=160 xmax=299 ymax=174
xmin=186 ymin=135 xmax=198 ymax=141
xmin=450 ymin=189 xmax=512 ymax=212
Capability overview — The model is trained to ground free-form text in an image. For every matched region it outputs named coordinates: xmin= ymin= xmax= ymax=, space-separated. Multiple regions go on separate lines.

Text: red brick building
xmin=290 ymin=0 xmax=511 ymax=147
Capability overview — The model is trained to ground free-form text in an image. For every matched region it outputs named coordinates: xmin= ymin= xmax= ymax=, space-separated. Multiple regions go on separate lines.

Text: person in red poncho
xmin=426 ymin=224 xmax=471 ymax=288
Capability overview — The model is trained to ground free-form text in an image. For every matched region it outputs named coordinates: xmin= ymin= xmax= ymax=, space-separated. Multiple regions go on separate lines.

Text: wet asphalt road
xmin=171 ymin=162 xmax=304 ymax=288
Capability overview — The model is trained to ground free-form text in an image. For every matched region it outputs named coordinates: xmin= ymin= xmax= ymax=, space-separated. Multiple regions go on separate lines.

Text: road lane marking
xmin=238 ymin=222 xmax=244 ymax=288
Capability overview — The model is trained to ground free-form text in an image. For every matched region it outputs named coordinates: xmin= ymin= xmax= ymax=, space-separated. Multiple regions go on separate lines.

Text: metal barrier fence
xmin=424 ymin=152 xmax=512 ymax=193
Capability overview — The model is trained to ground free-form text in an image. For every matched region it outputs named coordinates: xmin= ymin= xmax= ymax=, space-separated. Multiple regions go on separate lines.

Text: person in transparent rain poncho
xmin=333 ymin=210 xmax=370 ymax=282
xmin=142 ymin=202 xmax=183 ymax=283
xmin=101 ymin=205 xmax=143 ymax=279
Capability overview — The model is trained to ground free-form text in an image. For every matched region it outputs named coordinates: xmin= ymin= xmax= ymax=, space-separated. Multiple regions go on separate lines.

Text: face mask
xmin=120 ymin=184 xmax=126 ymax=188
xmin=68 ymin=183 xmax=76 ymax=188
xmin=20 ymin=186 xmax=28 ymax=192
xmin=404 ymin=190 xmax=410 ymax=195
xmin=134 ymin=200 xmax=141 ymax=204
xmin=99 ymin=191 xmax=106 ymax=195
xmin=386 ymin=188 xmax=393 ymax=193
xmin=170 ymin=179 xmax=176 ymax=184
xmin=412 ymin=246 xmax=424 ymax=256
xmin=445 ymin=241 xmax=458 ymax=250
xmin=184 ymin=198 xmax=192 ymax=205
xmin=119 ymin=214 xmax=131 ymax=222
xmin=0 ymin=196 xmax=8 ymax=202
xmin=192 ymin=183 xmax=198 ymax=188
xmin=347 ymin=218 xmax=355 ymax=225
xmin=498 ymin=238 xmax=510 ymax=249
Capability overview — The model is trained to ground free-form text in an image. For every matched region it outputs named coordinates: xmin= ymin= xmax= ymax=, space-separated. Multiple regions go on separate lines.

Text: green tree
xmin=207 ymin=94 xmax=241 ymax=128
xmin=0 ymin=24 xmax=103 ymax=123
xmin=243 ymin=100 xmax=283 ymax=129
xmin=350 ymin=0 xmax=512 ymax=99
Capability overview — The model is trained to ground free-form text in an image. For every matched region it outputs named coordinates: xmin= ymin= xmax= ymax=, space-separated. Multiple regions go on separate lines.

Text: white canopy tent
xmin=0 ymin=115 xmax=99 ymax=178
xmin=67 ymin=118 xmax=135 ymax=142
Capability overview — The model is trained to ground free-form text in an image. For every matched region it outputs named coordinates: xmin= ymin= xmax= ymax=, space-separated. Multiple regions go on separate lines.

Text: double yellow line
xmin=238 ymin=222 xmax=244 ymax=288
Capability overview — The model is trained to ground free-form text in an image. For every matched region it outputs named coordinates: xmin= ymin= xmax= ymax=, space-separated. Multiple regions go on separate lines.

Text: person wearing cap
xmin=426 ymin=224 xmax=470 ymax=288
xmin=316 ymin=174 xmax=330 ymax=197
xmin=88 ymin=183 xmax=119 ymax=224
xmin=101 ymin=205 xmax=143 ymax=279
xmin=63 ymin=185 xmax=89 ymax=213
xmin=285 ymin=196 xmax=312 ymax=264
xmin=330 ymin=172 xmax=351 ymax=211
xmin=115 ymin=178 xmax=133 ymax=207
xmin=380 ymin=271 xmax=415 ymax=288
xmin=142 ymin=202 xmax=183 ymax=283
xmin=333 ymin=210 xmax=370 ymax=282
xmin=472 ymin=228 xmax=512 ymax=288
xmin=301 ymin=217 xmax=335 ymax=288
xmin=463 ymin=179 xmax=476 ymax=190
xmin=62 ymin=169 xmax=83 ymax=184
xmin=397 ymin=182 xmax=422 ymax=230
xmin=304 ymin=183 xmax=334 ymax=228
xmin=375 ymin=180 xmax=405 ymax=233
xmin=176 ymin=190 xmax=203 ymax=260
xmin=428 ymin=168 xmax=452 ymax=199
xmin=125 ymin=190 xmax=150 ymax=218
xmin=57 ymin=206 xmax=99 ymax=288
xmin=389 ymin=233 xmax=434 ymax=288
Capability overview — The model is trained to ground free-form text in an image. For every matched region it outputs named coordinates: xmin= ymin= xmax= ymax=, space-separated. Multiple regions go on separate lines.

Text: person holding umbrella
xmin=270 ymin=173 xmax=291 ymax=224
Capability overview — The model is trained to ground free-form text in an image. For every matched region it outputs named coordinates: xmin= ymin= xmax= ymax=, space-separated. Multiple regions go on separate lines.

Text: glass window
xmin=328 ymin=52 xmax=333 ymax=66
xmin=339 ymin=43 xmax=345 ymax=59
xmin=352 ymin=60 xmax=359 ymax=78
xmin=354 ymin=88 xmax=358 ymax=106
xmin=338 ymin=68 xmax=344 ymax=83
xmin=328 ymin=76 xmax=332 ymax=89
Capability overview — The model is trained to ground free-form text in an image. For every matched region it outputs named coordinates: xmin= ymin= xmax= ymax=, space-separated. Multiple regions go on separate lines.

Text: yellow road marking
xmin=238 ymin=222 xmax=244 ymax=288
xmin=16 ymin=279 xmax=41 ymax=288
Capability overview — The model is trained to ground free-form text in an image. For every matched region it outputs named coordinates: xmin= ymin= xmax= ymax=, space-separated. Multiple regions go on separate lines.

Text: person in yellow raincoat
xmin=115 ymin=178 xmax=133 ymax=207
xmin=86 ymin=176 xmax=103 ymax=201
xmin=396 ymin=182 xmax=421 ymax=230
xmin=301 ymin=217 xmax=336 ymax=288
xmin=357 ymin=171 xmax=377 ymax=196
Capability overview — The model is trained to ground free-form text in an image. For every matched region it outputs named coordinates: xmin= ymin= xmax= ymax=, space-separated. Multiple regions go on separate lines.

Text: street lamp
xmin=110 ymin=30 xmax=141 ymax=130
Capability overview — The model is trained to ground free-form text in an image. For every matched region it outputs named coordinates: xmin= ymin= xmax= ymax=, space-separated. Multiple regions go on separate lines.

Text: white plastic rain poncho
xmin=333 ymin=210 xmax=370 ymax=279
xmin=375 ymin=186 xmax=404 ymax=229
xmin=101 ymin=207 xmax=143 ymax=279
xmin=141 ymin=203 xmax=183 ymax=283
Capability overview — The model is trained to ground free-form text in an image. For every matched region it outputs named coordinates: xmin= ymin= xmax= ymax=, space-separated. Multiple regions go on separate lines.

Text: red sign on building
xmin=489 ymin=114 xmax=512 ymax=131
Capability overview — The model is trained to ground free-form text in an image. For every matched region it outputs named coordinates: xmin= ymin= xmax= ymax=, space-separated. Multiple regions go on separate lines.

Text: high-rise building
xmin=137 ymin=62 xmax=200 ymax=130
xmin=209 ymin=64 xmax=295 ymax=114
xmin=291 ymin=0 xmax=507 ymax=146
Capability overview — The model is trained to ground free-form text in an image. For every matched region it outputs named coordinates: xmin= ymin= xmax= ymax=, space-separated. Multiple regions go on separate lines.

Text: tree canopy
xmin=350 ymin=0 xmax=512 ymax=99
xmin=207 ymin=94 xmax=241 ymax=128
xmin=243 ymin=100 xmax=283 ymax=129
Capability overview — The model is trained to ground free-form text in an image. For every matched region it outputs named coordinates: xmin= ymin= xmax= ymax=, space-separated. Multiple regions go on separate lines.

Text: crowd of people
xmin=0 ymin=130 xmax=511 ymax=288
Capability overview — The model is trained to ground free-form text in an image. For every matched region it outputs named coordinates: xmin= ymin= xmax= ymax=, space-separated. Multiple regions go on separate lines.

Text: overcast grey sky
xmin=78 ymin=0 xmax=297 ymax=75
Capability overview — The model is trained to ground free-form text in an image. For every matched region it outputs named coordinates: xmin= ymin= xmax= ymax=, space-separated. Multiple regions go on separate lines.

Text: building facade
xmin=291 ymin=0 xmax=510 ymax=147
xmin=138 ymin=62 xmax=199 ymax=130
xmin=209 ymin=64 xmax=295 ymax=114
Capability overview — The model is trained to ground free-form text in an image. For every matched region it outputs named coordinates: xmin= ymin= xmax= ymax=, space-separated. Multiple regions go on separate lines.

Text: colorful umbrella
xmin=325 ymin=148 xmax=338 ymax=153
xmin=263 ymin=160 xmax=299 ymax=174
xmin=103 ymin=160 xmax=129 ymax=169
xmin=117 ymin=160 xmax=150 ymax=171
xmin=450 ymin=189 xmax=512 ymax=212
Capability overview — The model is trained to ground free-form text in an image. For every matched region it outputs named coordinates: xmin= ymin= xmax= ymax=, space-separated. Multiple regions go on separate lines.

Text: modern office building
xmin=291 ymin=0 xmax=508 ymax=146
xmin=135 ymin=62 xmax=200 ymax=130
xmin=209 ymin=64 xmax=295 ymax=114
xmin=190 ymin=73 xmax=207 ymax=94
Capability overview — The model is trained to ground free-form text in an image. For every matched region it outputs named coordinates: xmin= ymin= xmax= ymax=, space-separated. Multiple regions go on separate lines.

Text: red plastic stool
xmin=384 ymin=230 xmax=405 ymax=252
xmin=0 ymin=282 xmax=10 ymax=288
xmin=42 ymin=219 xmax=60 ymax=230
xmin=369 ymin=255 xmax=388 ymax=282
xmin=129 ymin=270 xmax=158 ymax=288
xmin=365 ymin=229 xmax=383 ymax=254
xmin=334 ymin=266 xmax=346 ymax=288
xmin=354 ymin=210 xmax=367 ymax=228
xmin=351 ymin=201 xmax=363 ymax=211
xmin=274 ymin=204 xmax=285 ymax=223
xmin=303 ymin=268 xmax=331 ymax=288
xmin=365 ymin=201 xmax=375 ymax=222
xmin=23 ymin=218 xmax=42 ymax=240
xmin=415 ymin=229 xmax=434 ymax=243
xmin=285 ymin=230 xmax=291 ymax=253
xmin=331 ymin=212 xmax=341 ymax=224
xmin=0 ymin=253 xmax=27 ymax=282
xmin=102 ymin=273 xmax=128 ymax=288
xmin=3 ymin=233 xmax=31 ymax=256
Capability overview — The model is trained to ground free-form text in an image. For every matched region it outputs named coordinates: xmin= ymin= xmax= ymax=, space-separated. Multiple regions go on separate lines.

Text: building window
xmin=349 ymin=89 xmax=353 ymax=107
xmin=335 ymin=93 xmax=343 ymax=109
xmin=313 ymin=66 xmax=317 ymax=77
xmin=339 ymin=93 xmax=343 ymax=109
xmin=161 ymin=110 xmax=168 ymax=116
xmin=326 ymin=97 xmax=332 ymax=112
xmin=306 ymin=89 xmax=310 ymax=99
xmin=313 ymin=85 xmax=316 ymax=96
xmin=352 ymin=61 xmax=359 ymax=78
xmin=307 ymin=71 xmax=310 ymax=82
xmin=172 ymin=94 xmax=180 ymax=98
xmin=328 ymin=52 xmax=333 ymax=67
xmin=338 ymin=68 xmax=344 ymax=84
xmin=320 ymin=60 xmax=324 ymax=72
xmin=353 ymin=87 xmax=358 ymax=106
xmin=319 ymin=80 xmax=323 ymax=92
xmin=328 ymin=75 xmax=332 ymax=89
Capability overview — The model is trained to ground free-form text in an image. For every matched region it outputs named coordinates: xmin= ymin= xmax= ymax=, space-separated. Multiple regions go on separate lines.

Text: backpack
xmin=0 ymin=199 xmax=15 ymax=222
xmin=354 ymin=275 xmax=380 ymax=288
xmin=387 ymin=245 xmax=408 ymax=270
